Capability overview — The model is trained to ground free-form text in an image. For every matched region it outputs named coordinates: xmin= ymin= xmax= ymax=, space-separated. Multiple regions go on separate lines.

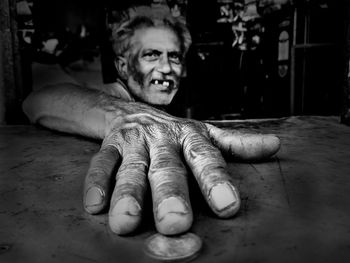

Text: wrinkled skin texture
xmin=22 ymin=16 xmax=281 ymax=237
xmin=23 ymin=79 xmax=280 ymax=236
xmin=119 ymin=27 xmax=183 ymax=106
xmin=83 ymin=104 xmax=280 ymax=235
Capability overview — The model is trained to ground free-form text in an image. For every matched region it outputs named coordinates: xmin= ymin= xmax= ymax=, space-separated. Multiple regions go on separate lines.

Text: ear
xmin=115 ymin=56 xmax=128 ymax=80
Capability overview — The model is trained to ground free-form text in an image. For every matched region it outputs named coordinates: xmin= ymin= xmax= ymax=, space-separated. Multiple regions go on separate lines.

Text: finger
xmin=205 ymin=123 xmax=281 ymax=161
xmin=182 ymin=129 xmax=241 ymax=218
xmin=148 ymin=143 xmax=193 ymax=235
xmin=108 ymin=144 xmax=149 ymax=235
xmin=83 ymin=144 xmax=120 ymax=214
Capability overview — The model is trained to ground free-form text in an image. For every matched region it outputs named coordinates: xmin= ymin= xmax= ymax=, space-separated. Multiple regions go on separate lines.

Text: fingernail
xmin=112 ymin=196 xmax=141 ymax=216
xmin=268 ymin=135 xmax=281 ymax=152
xmin=109 ymin=196 xmax=141 ymax=235
xmin=210 ymin=183 xmax=240 ymax=217
xmin=156 ymin=197 xmax=192 ymax=235
xmin=85 ymin=186 xmax=104 ymax=209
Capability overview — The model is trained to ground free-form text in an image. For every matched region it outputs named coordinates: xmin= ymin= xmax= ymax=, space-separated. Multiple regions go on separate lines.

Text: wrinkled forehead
xmin=128 ymin=26 xmax=182 ymax=56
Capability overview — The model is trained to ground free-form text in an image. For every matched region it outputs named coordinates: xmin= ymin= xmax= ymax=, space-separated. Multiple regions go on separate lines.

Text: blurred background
xmin=0 ymin=0 xmax=347 ymax=123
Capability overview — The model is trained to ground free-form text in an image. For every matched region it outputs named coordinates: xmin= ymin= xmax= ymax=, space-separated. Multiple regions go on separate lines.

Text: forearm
xmin=22 ymin=83 xmax=159 ymax=139
xmin=23 ymin=84 xmax=107 ymax=139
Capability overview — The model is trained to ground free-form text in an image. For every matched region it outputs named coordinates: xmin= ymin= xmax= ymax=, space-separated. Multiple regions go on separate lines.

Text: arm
xmin=24 ymin=59 xmax=136 ymax=139
xmin=23 ymin=83 xmax=106 ymax=138
xmin=23 ymin=83 xmax=153 ymax=139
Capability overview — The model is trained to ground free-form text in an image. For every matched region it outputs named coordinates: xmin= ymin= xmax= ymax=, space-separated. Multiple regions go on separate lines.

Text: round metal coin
xmin=144 ymin=232 xmax=202 ymax=262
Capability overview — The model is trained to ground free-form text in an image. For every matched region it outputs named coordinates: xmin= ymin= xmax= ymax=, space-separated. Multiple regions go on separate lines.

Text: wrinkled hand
xmin=83 ymin=108 xmax=280 ymax=235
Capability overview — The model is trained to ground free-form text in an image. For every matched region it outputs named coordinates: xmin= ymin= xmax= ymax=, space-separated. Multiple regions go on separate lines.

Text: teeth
xmin=152 ymin=80 xmax=171 ymax=87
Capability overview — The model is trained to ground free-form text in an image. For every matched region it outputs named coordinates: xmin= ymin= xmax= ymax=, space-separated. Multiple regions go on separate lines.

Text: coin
xmin=144 ymin=232 xmax=202 ymax=262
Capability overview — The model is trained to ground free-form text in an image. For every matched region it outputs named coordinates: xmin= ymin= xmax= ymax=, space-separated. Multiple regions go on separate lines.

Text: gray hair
xmin=110 ymin=5 xmax=192 ymax=60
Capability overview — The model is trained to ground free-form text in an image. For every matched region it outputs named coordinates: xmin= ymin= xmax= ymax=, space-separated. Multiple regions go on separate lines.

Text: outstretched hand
xmin=83 ymin=106 xmax=280 ymax=235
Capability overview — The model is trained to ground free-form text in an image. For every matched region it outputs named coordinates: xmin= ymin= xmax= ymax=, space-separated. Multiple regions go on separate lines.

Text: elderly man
xmin=23 ymin=5 xmax=280 ymax=236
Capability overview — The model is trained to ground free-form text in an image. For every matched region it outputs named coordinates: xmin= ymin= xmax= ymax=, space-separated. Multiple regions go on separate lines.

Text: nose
xmin=157 ymin=55 xmax=172 ymax=74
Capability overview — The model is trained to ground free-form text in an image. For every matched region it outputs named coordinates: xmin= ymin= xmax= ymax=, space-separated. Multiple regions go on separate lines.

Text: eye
xmin=169 ymin=52 xmax=182 ymax=64
xmin=143 ymin=50 xmax=160 ymax=61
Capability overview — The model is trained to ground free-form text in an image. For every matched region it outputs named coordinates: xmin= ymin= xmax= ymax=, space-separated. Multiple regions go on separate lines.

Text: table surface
xmin=1 ymin=116 xmax=350 ymax=263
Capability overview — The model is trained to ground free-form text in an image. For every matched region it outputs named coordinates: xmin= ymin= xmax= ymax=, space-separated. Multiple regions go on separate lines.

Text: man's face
xmin=125 ymin=27 xmax=184 ymax=106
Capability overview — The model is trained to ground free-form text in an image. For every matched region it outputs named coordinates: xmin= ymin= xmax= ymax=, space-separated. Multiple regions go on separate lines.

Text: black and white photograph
xmin=0 ymin=0 xmax=349 ymax=262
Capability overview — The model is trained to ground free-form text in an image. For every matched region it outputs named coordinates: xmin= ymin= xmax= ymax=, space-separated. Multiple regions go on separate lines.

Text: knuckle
xmin=119 ymin=161 xmax=148 ymax=173
xmin=144 ymin=123 xmax=179 ymax=143
xmin=150 ymin=157 xmax=184 ymax=171
xmin=182 ymin=122 xmax=209 ymax=141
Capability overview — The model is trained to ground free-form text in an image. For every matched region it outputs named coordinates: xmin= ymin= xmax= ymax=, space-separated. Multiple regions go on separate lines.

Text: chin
xmin=148 ymin=99 xmax=172 ymax=107
xmin=145 ymin=93 xmax=176 ymax=106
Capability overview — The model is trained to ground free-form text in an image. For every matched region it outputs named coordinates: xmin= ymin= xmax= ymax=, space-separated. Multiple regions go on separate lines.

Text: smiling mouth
xmin=150 ymin=79 xmax=175 ymax=89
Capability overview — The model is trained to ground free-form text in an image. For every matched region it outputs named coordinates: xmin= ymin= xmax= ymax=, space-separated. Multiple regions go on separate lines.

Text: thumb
xmin=205 ymin=123 xmax=281 ymax=161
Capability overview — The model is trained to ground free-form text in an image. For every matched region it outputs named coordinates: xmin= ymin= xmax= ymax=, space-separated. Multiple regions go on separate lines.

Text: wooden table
xmin=1 ymin=116 xmax=350 ymax=263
